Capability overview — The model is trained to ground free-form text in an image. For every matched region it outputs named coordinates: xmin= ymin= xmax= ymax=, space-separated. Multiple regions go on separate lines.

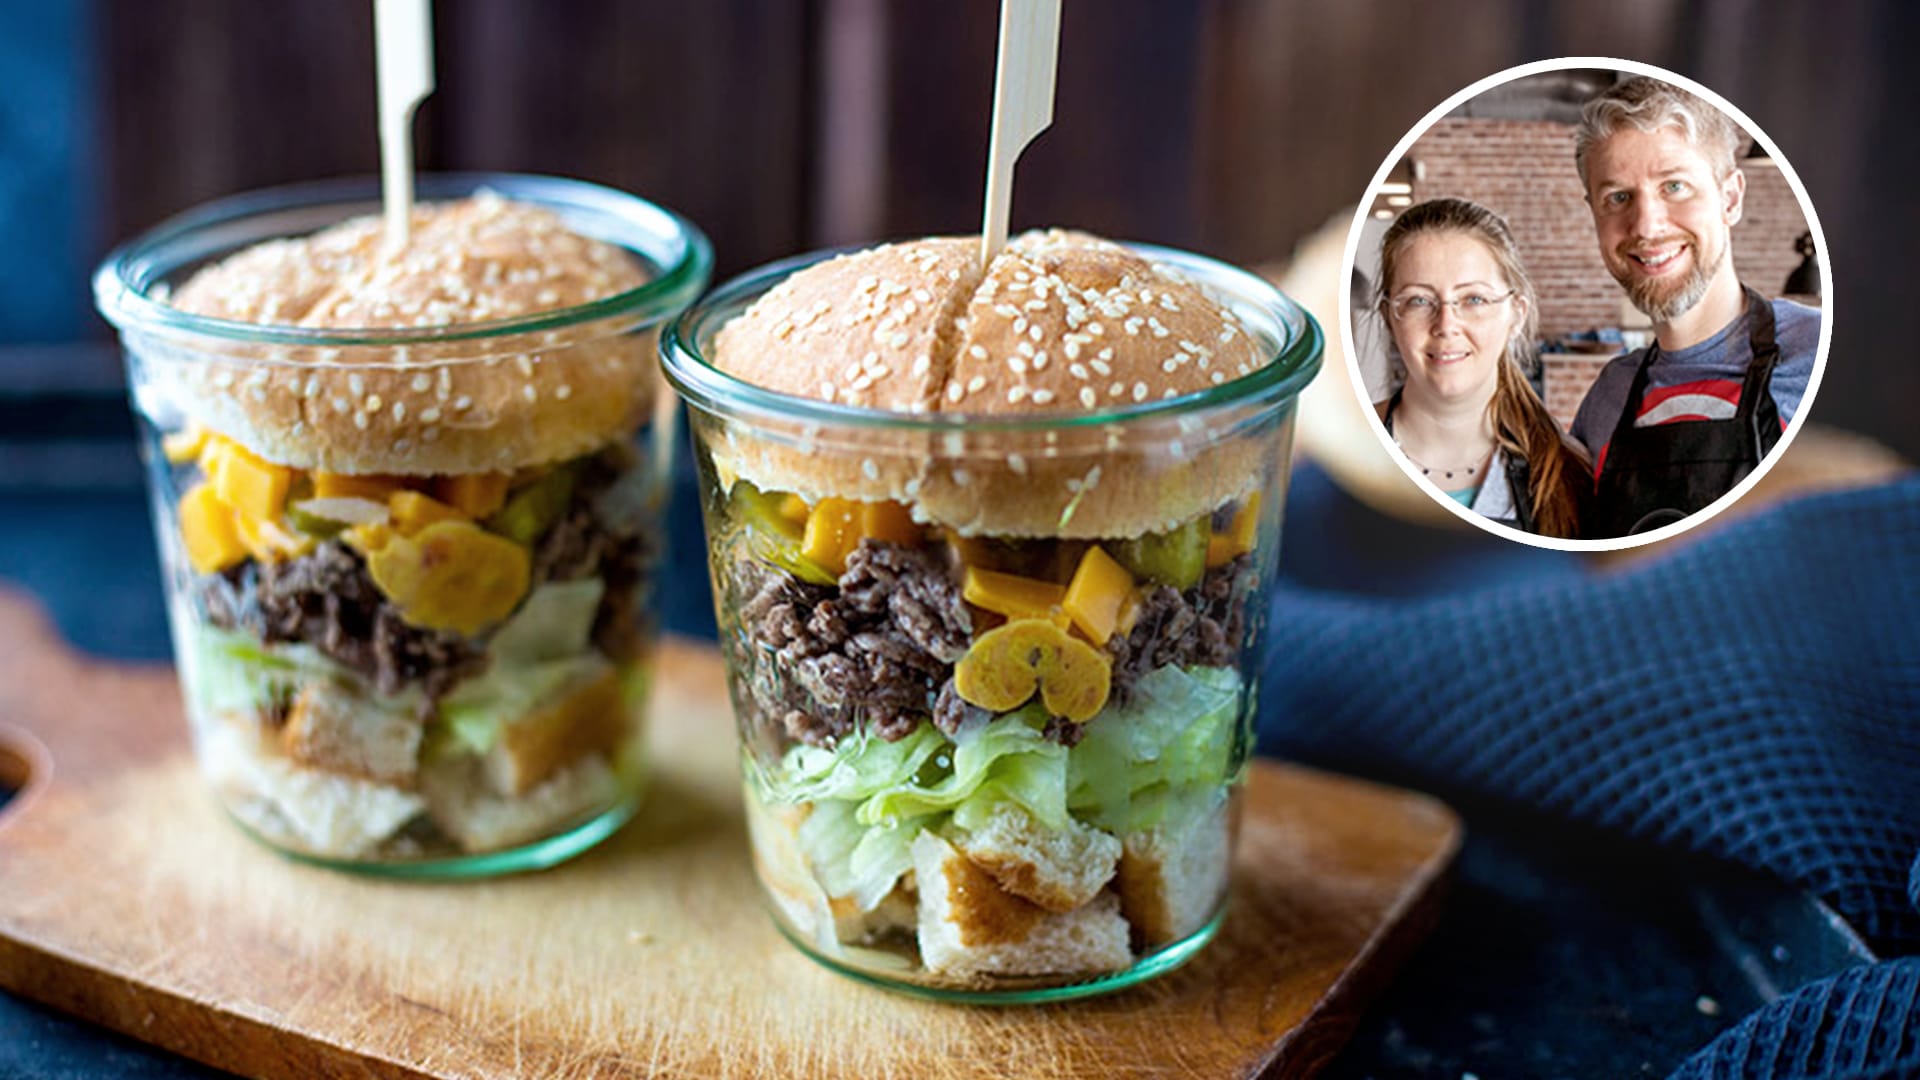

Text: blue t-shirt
xmin=1570 ymin=299 xmax=1820 ymax=478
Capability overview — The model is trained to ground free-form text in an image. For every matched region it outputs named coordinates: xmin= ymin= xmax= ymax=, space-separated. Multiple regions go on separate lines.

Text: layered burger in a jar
xmin=667 ymin=230 xmax=1318 ymax=996
xmin=99 ymin=182 xmax=708 ymax=872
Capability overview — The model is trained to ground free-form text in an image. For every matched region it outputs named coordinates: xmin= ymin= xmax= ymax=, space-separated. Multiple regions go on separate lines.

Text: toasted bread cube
xmin=1118 ymin=795 xmax=1232 ymax=949
xmin=484 ymin=667 xmax=627 ymax=796
xmin=953 ymin=802 xmax=1119 ymax=913
xmin=280 ymin=683 xmax=422 ymax=785
xmin=913 ymin=831 xmax=1131 ymax=979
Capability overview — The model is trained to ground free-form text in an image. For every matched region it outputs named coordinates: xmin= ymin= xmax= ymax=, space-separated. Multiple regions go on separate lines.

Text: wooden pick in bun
xmin=709 ymin=229 xmax=1272 ymax=538
xmin=157 ymin=190 xmax=653 ymax=476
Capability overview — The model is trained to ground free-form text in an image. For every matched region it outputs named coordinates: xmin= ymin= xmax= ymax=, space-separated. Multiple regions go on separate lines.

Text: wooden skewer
xmin=978 ymin=0 xmax=1062 ymax=269
xmin=375 ymin=0 xmax=436 ymax=252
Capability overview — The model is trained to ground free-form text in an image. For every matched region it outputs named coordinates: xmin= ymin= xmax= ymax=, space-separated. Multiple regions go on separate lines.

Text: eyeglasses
xmin=1388 ymin=290 xmax=1516 ymax=325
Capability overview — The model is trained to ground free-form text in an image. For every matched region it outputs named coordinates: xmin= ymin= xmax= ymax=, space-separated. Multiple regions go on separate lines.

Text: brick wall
xmin=1406 ymin=117 xmax=1811 ymax=428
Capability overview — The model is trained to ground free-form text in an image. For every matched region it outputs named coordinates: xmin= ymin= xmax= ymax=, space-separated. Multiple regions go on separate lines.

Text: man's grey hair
xmin=1574 ymin=75 xmax=1746 ymax=189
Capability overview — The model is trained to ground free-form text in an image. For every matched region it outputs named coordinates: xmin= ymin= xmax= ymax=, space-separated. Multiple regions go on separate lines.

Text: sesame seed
xmin=411 ymin=374 xmax=431 ymax=392
xmin=354 ymin=411 xmax=369 ymax=430
xmin=366 ymin=394 xmax=384 ymax=412
xmin=523 ymin=385 xmax=537 ymax=402
xmin=1027 ymin=325 xmax=1043 ymax=342
xmin=1008 ymin=386 xmax=1028 ymax=403
xmin=1079 ymin=387 xmax=1097 ymax=408
xmin=969 ymin=345 xmax=988 ymax=360
xmin=889 ymin=332 xmax=909 ymax=348
xmin=1008 ymin=453 xmax=1028 ymax=475
xmin=911 ymin=355 xmax=931 ymax=377
xmin=1162 ymin=359 xmax=1179 ymax=373
xmin=421 ymin=407 xmax=442 ymax=423
xmin=1064 ymin=341 xmax=1081 ymax=360
xmin=1032 ymin=350 xmax=1048 ymax=370
xmin=1110 ymin=383 xmax=1125 ymax=397
xmin=943 ymin=432 xmax=965 ymax=456
xmin=862 ymin=458 xmax=880 ymax=480
xmin=1024 ymin=299 xmax=1046 ymax=311
xmin=912 ymin=288 xmax=932 ymax=304
xmin=392 ymin=401 xmax=406 ymax=422
xmin=1013 ymin=317 xmax=1028 ymax=334
xmin=348 ymin=373 xmax=366 ymax=395
xmin=453 ymin=395 xmax=473 ymax=411
xmin=1133 ymin=382 xmax=1149 ymax=402
xmin=1009 ymin=356 xmax=1028 ymax=374
xmin=1124 ymin=319 xmax=1142 ymax=336
xmin=820 ymin=381 xmax=837 ymax=399
xmin=850 ymin=374 xmax=874 ymax=391
xmin=947 ymin=382 xmax=964 ymax=403
xmin=967 ymin=375 xmax=987 ymax=393
xmin=556 ymin=384 xmax=572 ymax=400
xmin=331 ymin=397 xmax=349 ymax=414
xmin=516 ymin=356 xmax=535 ymax=377
xmin=1087 ymin=323 xmax=1105 ymax=336
xmin=1097 ymin=347 xmax=1115 ymax=362
xmin=1069 ymin=363 xmax=1089 ymax=380
xmin=1031 ymin=389 xmax=1055 ymax=405
xmin=952 ymin=468 xmax=972 ymax=487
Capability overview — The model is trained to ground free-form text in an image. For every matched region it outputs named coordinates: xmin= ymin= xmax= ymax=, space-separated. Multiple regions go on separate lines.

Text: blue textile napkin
xmin=1257 ymin=476 xmax=1920 ymax=1078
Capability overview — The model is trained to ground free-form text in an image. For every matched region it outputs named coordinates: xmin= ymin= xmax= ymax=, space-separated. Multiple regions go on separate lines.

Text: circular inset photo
xmin=1341 ymin=59 xmax=1830 ymax=549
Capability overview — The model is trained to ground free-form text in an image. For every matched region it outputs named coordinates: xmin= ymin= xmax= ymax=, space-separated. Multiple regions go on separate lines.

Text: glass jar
xmin=661 ymin=242 xmax=1321 ymax=1000
xmin=94 ymin=174 xmax=710 ymax=876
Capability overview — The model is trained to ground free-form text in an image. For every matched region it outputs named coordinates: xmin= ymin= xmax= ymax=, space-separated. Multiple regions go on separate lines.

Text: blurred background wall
xmin=1 ymin=0 xmax=1913 ymax=486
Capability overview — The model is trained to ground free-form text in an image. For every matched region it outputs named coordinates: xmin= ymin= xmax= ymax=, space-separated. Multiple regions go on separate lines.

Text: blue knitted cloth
xmin=1256 ymin=476 xmax=1920 ymax=1078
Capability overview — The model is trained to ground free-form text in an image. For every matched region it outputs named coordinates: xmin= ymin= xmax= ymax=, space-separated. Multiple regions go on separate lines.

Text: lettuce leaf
xmin=187 ymin=624 xmax=420 ymax=717
xmin=1066 ymin=664 xmax=1242 ymax=831
xmin=767 ymin=664 xmax=1246 ymax=908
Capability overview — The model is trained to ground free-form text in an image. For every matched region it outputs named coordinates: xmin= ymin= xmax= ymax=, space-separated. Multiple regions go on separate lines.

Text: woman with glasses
xmin=1373 ymin=198 xmax=1591 ymax=538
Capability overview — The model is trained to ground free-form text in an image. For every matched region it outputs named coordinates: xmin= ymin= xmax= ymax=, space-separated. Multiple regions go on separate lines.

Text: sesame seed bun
xmin=158 ymin=191 xmax=654 ymax=476
xmin=707 ymin=230 xmax=1275 ymax=537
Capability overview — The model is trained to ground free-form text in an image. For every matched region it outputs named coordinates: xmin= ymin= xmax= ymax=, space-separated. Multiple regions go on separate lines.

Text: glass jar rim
xmin=659 ymin=240 xmax=1323 ymax=433
xmin=93 ymin=172 xmax=713 ymax=350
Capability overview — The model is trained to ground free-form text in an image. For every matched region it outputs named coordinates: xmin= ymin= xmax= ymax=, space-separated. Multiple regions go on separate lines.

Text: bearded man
xmin=1568 ymin=76 xmax=1822 ymax=537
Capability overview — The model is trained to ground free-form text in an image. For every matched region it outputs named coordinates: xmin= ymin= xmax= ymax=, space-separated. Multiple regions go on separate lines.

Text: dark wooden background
xmin=35 ymin=0 xmax=1920 ymax=461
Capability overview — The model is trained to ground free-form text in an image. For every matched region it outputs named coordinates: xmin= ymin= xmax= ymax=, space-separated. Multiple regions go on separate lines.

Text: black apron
xmin=1592 ymin=288 xmax=1782 ymax=537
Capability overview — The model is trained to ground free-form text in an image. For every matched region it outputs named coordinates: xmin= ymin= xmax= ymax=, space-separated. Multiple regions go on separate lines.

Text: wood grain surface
xmin=0 ymin=588 xmax=1460 ymax=1079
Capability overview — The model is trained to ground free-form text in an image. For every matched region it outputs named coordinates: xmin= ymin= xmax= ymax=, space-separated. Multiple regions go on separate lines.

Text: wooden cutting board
xmin=0 ymin=587 xmax=1460 ymax=1079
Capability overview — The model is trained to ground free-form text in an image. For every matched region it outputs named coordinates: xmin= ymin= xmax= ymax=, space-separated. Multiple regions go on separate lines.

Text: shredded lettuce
xmin=188 ymin=624 xmax=420 ymax=717
xmin=1066 ymin=664 xmax=1242 ymax=831
xmin=765 ymin=664 xmax=1246 ymax=909
xmin=488 ymin=579 xmax=605 ymax=665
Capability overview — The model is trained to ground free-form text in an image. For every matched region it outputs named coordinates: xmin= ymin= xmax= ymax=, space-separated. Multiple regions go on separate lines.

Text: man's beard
xmin=1616 ymin=234 xmax=1724 ymax=324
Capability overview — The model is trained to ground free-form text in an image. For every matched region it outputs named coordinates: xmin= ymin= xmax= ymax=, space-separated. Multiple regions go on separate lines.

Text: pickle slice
xmin=729 ymin=482 xmax=836 ymax=585
xmin=486 ymin=465 xmax=577 ymax=546
xmin=1110 ymin=516 xmax=1207 ymax=590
